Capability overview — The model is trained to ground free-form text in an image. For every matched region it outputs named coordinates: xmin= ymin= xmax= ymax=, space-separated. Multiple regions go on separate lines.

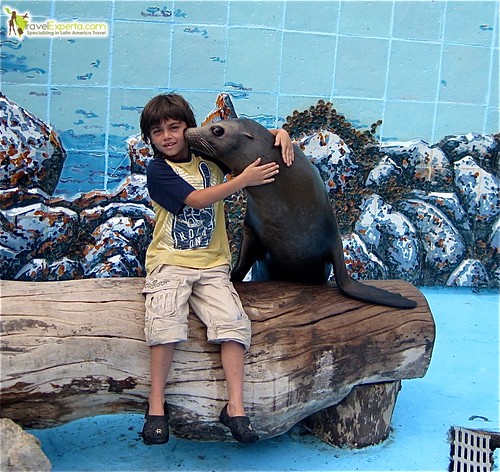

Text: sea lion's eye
xmin=212 ymin=126 xmax=225 ymax=137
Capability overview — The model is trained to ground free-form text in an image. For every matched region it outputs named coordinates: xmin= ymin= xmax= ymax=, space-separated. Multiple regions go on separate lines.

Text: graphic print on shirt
xmin=172 ymin=161 xmax=215 ymax=249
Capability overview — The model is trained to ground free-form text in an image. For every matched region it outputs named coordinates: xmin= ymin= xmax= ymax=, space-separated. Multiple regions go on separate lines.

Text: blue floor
xmin=30 ymin=287 xmax=499 ymax=472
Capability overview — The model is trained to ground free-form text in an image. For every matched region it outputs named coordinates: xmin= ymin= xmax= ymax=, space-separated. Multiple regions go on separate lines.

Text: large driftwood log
xmin=0 ymin=278 xmax=435 ymax=444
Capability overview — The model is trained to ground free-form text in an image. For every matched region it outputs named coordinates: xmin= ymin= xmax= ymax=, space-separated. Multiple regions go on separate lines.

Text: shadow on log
xmin=0 ymin=278 xmax=435 ymax=446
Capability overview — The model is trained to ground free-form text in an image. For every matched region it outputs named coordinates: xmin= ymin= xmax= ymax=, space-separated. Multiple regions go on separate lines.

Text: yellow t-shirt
xmin=145 ymin=155 xmax=231 ymax=274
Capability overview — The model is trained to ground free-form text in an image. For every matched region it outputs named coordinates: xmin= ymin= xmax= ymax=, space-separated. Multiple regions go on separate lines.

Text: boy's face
xmin=150 ymin=118 xmax=189 ymax=161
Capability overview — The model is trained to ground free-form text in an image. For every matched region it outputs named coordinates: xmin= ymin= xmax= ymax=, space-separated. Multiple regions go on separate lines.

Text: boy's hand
xmin=240 ymin=158 xmax=279 ymax=187
xmin=273 ymin=129 xmax=294 ymax=167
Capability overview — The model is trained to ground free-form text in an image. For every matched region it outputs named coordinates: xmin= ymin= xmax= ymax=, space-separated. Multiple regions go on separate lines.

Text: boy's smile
xmin=150 ymin=118 xmax=189 ymax=161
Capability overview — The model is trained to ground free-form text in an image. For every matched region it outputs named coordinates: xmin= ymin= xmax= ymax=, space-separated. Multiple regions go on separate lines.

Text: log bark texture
xmin=0 ymin=278 xmax=435 ymax=443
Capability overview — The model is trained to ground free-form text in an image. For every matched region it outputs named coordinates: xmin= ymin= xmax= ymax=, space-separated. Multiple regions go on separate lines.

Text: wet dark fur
xmin=185 ymin=119 xmax=416 ymax=309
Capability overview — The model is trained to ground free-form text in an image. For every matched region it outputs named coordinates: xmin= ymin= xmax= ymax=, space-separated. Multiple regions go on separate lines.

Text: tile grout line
xmin=378 ymin=0 xmax=396 ymax=144
xmin=46 ymin=0 xmax=56 ymax=126
xmin=222 ymin=0 xmax=230 ymax=96
xmin=274 ymin=0 xmax=287 ymax=128
xmin=431 ymin=0 xmax=449 ymax=145
xmin=167 ymin=1 xmax=175 ymax=90
xmin=103 ymin=0 xmax=116 ymax=191
xmin=328 ymin=0 xmax=343 ymax=105
xmin=482 ymin=0 xmax=499 ymax=134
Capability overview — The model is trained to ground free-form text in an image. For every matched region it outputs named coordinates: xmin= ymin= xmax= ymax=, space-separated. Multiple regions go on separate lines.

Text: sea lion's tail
xmin=330 ymin=248 xmax=417 ymax=309
xmin=337 ymin=279 xmax=417 ymax=309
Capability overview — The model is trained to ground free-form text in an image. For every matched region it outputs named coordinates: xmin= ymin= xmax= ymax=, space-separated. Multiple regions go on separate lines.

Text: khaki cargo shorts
xmin=143 ymin=264 xmax=251 ymax=349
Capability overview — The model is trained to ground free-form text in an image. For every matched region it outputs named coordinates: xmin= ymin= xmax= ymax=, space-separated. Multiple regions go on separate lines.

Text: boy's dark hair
xmin=140 ymin=93 xmax=197 ymax=144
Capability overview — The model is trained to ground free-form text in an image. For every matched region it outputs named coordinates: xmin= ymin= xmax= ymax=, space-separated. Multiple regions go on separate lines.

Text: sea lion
xmin=185 ymin=118 xmax=417 ymax=309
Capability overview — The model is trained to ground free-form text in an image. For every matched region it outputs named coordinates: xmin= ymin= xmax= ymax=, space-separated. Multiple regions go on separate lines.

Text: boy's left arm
xmin=269 ymin=129 xmax=294 ymax=167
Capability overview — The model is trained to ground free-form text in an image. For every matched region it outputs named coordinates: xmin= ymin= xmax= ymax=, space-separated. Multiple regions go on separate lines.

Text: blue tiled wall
xmin=1 ymin=0 xmax=499 ymax=195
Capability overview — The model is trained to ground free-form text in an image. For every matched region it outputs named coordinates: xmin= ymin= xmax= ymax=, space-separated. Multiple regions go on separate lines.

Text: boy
xmin=140 ymin=93 xmax=293 ymax=445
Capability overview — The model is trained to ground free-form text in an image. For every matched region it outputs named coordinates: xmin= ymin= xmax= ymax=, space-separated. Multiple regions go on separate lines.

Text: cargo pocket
xmin=143 ymin=279 xmax=180 ymax=344
xmin=143 ymin=278 xmax=179 ymax=313
xmin=222 ymin=278 xmax=246 ymax=320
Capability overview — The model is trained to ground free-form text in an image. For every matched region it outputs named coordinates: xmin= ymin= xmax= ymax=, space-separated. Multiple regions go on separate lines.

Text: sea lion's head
xmin=185 ymin=118 xmax=277 ymax=174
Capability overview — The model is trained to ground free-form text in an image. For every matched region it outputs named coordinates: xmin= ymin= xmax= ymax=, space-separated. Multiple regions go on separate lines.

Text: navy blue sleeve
xmin=146 ymin=158 xmax=195 ymax=215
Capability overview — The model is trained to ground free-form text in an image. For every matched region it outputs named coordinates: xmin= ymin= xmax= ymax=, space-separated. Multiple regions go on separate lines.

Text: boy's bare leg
xmin=148 ymin=343 xmax=175 ymax=415
xmin=221 ymin=340 xmax=246 ymax=417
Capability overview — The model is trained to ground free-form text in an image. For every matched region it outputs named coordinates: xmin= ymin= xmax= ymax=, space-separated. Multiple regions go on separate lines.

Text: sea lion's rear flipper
xmin=329 ymin=243 xmax=417 ymax=309
xmin=231 ymin=224 xmax=259 ymax=282
xmin=338 ymin=277 xmax=417 ymax=309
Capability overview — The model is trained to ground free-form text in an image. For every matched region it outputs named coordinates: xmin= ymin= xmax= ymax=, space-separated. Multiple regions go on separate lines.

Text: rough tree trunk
xmin=303 ymin=381 xmax=402 ymax=448
xmin=0 ymin=278 xmax=435 ymax=445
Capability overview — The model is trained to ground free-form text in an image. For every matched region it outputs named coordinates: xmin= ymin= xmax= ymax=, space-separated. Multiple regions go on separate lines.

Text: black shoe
xmin=142 ymin=402 xmax=169 ymax=445
xmin=220 ymin=404 xmax=259 ymax=444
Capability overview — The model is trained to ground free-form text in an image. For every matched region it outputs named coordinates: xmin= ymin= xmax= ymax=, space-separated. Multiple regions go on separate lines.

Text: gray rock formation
xmin=0 ymin=418 xmax=51 ymax=472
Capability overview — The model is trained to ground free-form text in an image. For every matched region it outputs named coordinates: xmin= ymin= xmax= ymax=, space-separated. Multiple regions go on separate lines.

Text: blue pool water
xmin=30 ymin=287 xmax=499 ymax=471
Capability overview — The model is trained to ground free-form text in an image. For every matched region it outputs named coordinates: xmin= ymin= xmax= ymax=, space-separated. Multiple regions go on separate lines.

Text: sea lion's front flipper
xmin=329 ymin=241 xmax=417 ymax=309
xmin=231 ymin=224 xmax=259 ymax=282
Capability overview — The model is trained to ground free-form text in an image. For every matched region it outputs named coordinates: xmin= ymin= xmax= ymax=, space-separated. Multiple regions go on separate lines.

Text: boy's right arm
xmin=184 ymin=158 xmax=279 ymax=209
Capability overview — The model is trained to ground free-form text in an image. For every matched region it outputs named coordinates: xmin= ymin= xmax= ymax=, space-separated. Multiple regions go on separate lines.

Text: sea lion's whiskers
xmin=189 ymin=135 xmax=216 ymax=156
